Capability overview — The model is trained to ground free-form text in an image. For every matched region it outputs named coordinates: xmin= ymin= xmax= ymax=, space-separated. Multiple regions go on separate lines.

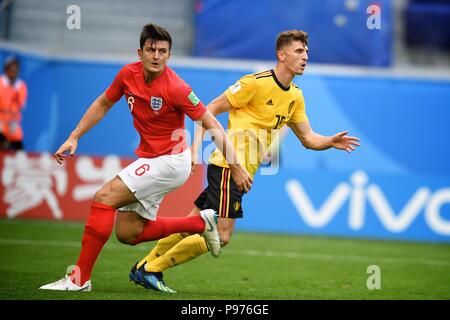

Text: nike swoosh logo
xmin=205 ymin=216 xmax=214 ymax=232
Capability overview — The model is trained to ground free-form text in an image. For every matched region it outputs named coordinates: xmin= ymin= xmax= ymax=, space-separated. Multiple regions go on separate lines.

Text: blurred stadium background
xmin=0 ymin=0 xmax=449 ymax=300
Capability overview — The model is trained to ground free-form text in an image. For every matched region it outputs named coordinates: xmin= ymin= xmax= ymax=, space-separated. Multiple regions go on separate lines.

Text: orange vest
xmin=0 ymin=74 xmax=28 ymax=141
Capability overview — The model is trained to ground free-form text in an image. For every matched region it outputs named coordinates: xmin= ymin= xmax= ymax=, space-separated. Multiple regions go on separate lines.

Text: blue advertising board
xmin=242 ymin=169 xmax=450 ymax=242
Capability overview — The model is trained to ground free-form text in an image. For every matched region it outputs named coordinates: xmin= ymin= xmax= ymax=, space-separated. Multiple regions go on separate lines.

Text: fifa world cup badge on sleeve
xmin=188 ymin=91 xmax=200 ymax=106
xmin=150 ymin=96 xmax=163 ymax=111
xmin=231 ymin=82 xmax=241 ymax=94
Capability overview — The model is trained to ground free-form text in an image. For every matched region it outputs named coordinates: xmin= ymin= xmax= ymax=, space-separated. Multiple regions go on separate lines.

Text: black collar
xmin=271 ymin=69 xmax=290 ymax=91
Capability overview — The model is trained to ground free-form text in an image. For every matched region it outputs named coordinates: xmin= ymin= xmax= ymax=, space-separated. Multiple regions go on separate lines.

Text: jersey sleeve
xmin=171 ymin=82 xmax=207 ymax=121
xmin=105 ymin=66 xmax=127 ymax=102
xmin=288 ymin=90 xmax=309 ymax=124
xmin=224 ymin=74 xmax=257 ymax=109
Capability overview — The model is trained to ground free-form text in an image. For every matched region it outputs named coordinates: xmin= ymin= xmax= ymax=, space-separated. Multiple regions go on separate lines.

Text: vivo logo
xmin=285 ymin=170 xmax=450 ymax=236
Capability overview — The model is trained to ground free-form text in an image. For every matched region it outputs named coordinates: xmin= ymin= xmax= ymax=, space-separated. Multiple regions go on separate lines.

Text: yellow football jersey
xmin=209 ymin=69 xmax=309 ymax=176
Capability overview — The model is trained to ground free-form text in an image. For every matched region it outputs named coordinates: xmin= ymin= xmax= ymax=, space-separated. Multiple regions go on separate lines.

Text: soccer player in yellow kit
xmin=129 ymin=30 xmax=360 ymax=292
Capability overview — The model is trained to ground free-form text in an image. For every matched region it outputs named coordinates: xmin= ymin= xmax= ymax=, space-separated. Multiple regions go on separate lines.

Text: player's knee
xmin=93 ymin=188 xmax=109 ymax=204
xmin=115 ymin=227 xmax=139 ymax=246
xmin=116 ymin=232 xmax=136 ymax=246
xmin=220 ymin=233 xmax=232 ymax=247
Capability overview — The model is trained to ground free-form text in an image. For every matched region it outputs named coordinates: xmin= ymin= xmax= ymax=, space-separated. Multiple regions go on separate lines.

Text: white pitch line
xmin=237 ymin=249 xmax=450 ymax=268
xmin=1 ymin=238 xmax=450 ymax=268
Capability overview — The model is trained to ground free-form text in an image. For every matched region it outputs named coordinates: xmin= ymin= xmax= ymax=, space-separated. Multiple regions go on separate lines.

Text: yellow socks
xmin=137 ymin=233 xmax=185 ymax=269
xmin=145 ymin=234 xmax=208 ymax=272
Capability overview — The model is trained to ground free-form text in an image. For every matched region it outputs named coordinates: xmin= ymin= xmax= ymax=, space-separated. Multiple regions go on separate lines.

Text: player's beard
xmin=144 ymin=62 xmax=165 ymax=77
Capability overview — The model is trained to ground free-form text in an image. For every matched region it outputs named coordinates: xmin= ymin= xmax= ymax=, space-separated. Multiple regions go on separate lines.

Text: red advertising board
xmin=0 ymin=151 xmax=204 ymax=221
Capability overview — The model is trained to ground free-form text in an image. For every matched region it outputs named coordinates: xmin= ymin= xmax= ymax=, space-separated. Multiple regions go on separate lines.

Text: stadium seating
xmin=405 ymin=0 xmax=450 ymax=50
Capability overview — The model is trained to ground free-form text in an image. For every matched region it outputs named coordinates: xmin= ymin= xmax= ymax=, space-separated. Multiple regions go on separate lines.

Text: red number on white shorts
xmin=135 ymin=164 xmax=150 ymax=176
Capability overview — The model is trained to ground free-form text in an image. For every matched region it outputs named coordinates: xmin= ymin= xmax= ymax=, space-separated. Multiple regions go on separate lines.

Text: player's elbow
xmin=300 ymin=136 xmax=313 ymax=150
xmin=199 ymin=110 xmax=219 ymax=131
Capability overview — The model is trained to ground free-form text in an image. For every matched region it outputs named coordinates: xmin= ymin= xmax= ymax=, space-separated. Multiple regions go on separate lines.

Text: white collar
xmin=0 ymin=74 xmax=22 ymax=89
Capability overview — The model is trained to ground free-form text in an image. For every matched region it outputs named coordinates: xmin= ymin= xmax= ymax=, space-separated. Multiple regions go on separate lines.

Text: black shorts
xmin=194 ymin=164 xmax=245 ymax=219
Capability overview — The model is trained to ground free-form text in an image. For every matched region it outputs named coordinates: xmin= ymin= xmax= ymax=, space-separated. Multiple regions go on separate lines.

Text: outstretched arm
xmin=193 ymin=94 xmax=253 ymax=193
xmin=289 ymin=121 xmax=360 ymax=153
xmin=54 ymin=93 xmax=115 ymax=164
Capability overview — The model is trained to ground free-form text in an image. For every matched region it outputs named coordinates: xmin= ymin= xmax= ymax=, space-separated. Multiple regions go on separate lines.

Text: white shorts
xmin=117 ymin=149 xmax=191 ymax=220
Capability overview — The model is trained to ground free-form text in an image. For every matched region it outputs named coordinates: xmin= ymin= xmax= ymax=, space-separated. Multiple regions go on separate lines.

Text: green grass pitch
xmin=0 ymin=218 xmax=449 ymax=300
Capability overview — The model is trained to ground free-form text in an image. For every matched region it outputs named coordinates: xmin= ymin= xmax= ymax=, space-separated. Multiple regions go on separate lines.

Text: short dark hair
xmin=140 ymin=23 xmax=172 ymax=51
xmin=276 ymin=30 xmax=308 ymax=52
xmin=3 ymin=55 xmax=19 ymax=71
